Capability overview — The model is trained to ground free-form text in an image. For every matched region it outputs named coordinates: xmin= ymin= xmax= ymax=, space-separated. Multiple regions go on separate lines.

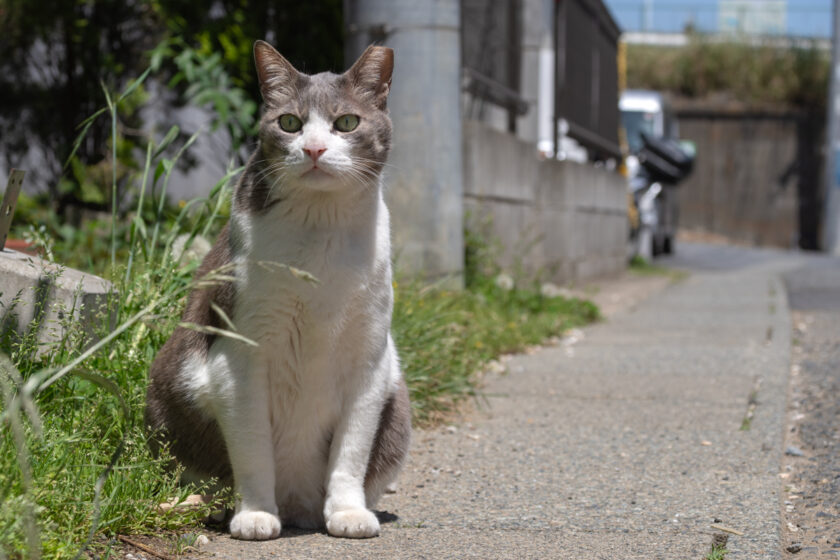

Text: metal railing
xmin=461 ymin=0 xmax=527 ymax=132
xmin=555 ymin=0 xmax=622 ymax=160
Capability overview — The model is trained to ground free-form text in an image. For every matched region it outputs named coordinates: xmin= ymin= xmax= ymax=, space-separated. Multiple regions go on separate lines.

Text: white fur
xmin=271 ymin=113 xmax=364 ymax=195
xmin=181 ymin=112 xmax=401 ymax=539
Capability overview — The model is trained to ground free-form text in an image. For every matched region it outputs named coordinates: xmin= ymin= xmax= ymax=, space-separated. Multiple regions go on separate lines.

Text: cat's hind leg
xmin=364 ymin=377 xmax=412 ymax=508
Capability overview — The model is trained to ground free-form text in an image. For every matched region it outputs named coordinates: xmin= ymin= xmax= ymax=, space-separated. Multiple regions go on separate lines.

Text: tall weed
xmin=1 ymin=69 xmax=236 ymax=558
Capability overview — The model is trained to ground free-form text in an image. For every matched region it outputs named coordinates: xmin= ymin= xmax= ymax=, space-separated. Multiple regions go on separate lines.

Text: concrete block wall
xmin=463 ymin=119 xmax=627 ymax=285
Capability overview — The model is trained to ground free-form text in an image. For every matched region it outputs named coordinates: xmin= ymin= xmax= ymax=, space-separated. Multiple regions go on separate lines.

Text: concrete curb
xmin=0 ymin=249 xmax=114 ymax=355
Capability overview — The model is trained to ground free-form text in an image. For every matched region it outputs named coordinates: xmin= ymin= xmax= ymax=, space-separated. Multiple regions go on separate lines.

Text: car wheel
xmin=663 ymin=235 xmax=674 ymax=254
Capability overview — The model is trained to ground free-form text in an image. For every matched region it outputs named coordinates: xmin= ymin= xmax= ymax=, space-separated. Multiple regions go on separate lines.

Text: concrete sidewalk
xmin=192 ymin=251 xmax=799 ymax=559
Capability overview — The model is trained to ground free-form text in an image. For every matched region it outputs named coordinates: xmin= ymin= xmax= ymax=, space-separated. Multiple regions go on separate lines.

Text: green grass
xmin=739 ymin=389 xmax=759 ymax=431
xmin=0 ymin=248 xmax=598 ymax=557
xmin=0 ymin=75 xmax=600 ymax=558
xmin=629 ymin=256 xmax=687 ymax=281
xmin=706 ymin=544 xmax=729 ymax=560
xmin=395 ymin=278 xmax=599 ymax=425
xmin=628 ymin=255 xmax=665 ymax=275
xmin=1 ymin=75 xmax=238 ymax=557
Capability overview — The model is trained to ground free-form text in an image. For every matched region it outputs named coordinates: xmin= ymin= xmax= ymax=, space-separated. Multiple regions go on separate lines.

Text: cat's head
xmin=253 ymin=40 xmax=393 ymax=193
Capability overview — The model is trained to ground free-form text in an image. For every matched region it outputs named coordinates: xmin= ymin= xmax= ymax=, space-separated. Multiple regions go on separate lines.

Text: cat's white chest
xmin=208 ymin=195 xmax=392 ymax=524
xmin=235 ymin=213 xmax=373 ymax=343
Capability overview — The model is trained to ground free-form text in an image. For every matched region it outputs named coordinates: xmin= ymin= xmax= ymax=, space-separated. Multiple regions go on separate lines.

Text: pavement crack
xmin=740 ymin=377 xmax=762 ymax=431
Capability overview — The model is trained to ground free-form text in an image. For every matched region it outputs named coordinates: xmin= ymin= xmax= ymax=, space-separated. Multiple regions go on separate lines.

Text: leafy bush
xmin=0 ymin=0 xmax=343 ymax=214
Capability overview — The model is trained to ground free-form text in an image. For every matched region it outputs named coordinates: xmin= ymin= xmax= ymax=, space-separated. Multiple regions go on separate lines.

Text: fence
xmin=461 ymin=0 xmax=528 ymax=132
xmin=674 ymin=100 xmax=825 ymax=249
xmin=555 ymin=0 xmax=622 ymax=159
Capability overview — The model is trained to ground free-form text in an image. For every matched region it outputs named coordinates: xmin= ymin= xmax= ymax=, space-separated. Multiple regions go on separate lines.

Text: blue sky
xmin=603 ymin=1 xmax=832 ymax=37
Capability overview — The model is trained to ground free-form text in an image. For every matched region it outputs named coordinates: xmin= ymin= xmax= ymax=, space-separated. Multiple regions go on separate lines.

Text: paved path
xmin=192 ymin=243 xmax=811 ymax=559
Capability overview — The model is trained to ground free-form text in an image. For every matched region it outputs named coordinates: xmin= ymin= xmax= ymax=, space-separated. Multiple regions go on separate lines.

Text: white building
xmin=718 ymin=0 xmax=787 ymax=35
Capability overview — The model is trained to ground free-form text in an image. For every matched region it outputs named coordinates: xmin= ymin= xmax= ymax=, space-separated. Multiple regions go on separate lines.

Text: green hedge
xmin=626 ymin=35 xmax=829 ymax=110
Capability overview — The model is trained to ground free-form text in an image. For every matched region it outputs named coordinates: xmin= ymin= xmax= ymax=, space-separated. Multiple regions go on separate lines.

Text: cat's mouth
xmin=301 ymin=165 xmax=333 ymax=179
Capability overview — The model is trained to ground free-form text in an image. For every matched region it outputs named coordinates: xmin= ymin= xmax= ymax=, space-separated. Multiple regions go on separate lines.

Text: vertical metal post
xmin=553 ymin=0 xmax=565 ymax=159
xmin=0 ymin=169 xmax=25 ymax=251
xmin=506 ymin=0 xmax=523 ymax=134
xmin=824 ymin=0 xmax=840 ymax=254
xmin=537 ymin=1 xmax=556 ymax=157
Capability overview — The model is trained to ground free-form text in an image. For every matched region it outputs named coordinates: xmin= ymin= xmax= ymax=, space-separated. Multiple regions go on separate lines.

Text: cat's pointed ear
xmin=254 ymin=40 xmax=300 ymax=105
xmin=346 ymin=45 xmax=393 ymax=110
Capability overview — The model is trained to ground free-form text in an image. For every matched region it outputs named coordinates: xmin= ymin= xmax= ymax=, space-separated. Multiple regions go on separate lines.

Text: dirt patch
xmin=677 ymin=229 xmax=752 ymax=247
xmin=570 ymin=270 xmax=676 ymax=319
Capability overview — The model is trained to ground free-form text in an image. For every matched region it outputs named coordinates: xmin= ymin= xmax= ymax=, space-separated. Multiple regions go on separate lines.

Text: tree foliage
xmin=0 ymin=0 xmax=343 ymax=215
xmin=626 ymin=35 xmax=829 ymax=111
xmin=0 ymin=0 xmax=160 ymax=208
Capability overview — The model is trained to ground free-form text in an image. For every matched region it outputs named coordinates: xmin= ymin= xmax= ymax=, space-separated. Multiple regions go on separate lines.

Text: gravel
xmin=779 ymin=310 xmax=840 ymax=558
xmin=779 ymin=257 xmax=840 ymax=558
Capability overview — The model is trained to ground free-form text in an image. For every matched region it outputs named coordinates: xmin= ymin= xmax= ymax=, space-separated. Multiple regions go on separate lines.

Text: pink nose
xmin=304 ymin=146 xmax=327 ymax=162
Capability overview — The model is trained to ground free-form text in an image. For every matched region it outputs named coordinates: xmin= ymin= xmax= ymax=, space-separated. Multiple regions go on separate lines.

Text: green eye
xmin=334 ymin=114 xmax=360 ymax=132
xmin=279 ymin=114 xmax=303 ymax=133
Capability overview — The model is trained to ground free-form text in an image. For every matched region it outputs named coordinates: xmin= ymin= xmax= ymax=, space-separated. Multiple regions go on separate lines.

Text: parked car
xmin=620 ymin=90 xmax=695 ymax=260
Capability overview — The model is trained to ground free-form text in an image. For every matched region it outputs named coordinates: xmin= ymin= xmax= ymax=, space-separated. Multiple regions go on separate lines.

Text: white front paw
xmin=230 ymin=510 xmax=282 ymax=540
xmin=326 ymin=508 xmax=380 ymax=538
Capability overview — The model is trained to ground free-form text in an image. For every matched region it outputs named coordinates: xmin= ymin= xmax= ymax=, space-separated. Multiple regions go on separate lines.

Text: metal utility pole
xmin=344 ymin=0 xmax=464 ymax=283
xmin=825 ymin=0 xmax=840 ymax=254
xmin=643 ymin=0 xmax=653 ymax=32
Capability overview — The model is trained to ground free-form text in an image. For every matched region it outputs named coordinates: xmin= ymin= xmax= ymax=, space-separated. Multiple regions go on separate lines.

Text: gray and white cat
xmin=145 ymin=40 xmax=411 ymax=541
